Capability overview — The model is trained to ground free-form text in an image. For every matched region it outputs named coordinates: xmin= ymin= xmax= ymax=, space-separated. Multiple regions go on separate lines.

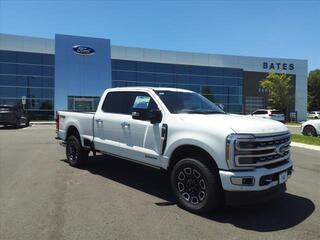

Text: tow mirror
xmin=132 ymin=109 xmax=162 ymax=124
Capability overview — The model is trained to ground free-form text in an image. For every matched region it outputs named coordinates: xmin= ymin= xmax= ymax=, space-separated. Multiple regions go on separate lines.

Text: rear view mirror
xmin=132 ymin=109 xmax=162 ymax=124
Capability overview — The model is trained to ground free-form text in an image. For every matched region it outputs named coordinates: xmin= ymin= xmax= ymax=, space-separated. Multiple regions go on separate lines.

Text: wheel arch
xmin=167 ymin=144 xmax=219 ymax=173
xmin=66 ymin=125 xmax=80 ymax=140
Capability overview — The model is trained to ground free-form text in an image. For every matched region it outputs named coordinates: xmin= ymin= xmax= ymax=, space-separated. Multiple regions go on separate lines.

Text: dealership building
xmin=0 ymin=33 xmax=308 ymax=121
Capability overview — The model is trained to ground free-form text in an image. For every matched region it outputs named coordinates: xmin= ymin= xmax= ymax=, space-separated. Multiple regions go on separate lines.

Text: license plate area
xmin=278 ymin=171 xmax=288 ymax=184
xmin=260 ymin=167 xmax=292 ymax=186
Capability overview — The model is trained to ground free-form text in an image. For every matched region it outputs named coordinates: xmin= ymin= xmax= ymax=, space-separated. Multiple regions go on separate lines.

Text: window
xmin=0 ymin=63 xmax=17 ymax=74
xmin=0 ymin=75 xmax=16 ymax=86
xmin=253 ymin=110 xmax=267 ymax=115
xmin=0 ymin=51 xmax=16 ymax=63
xmin=102 ymin=91 xmax=158 ymax=115
xmin=155 ymin=90 xmax=225 ymax=114
xmin=271 ymin=110 xmax=282 ymax=114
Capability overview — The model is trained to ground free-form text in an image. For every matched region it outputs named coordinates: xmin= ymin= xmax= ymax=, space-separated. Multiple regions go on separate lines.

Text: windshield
xmin=155 ymin=90 xmax=225 ymax=114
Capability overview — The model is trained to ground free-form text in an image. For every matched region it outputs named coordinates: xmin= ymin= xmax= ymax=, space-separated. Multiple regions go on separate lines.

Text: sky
xmin=0 ymin=0 xmax=319 ymax=70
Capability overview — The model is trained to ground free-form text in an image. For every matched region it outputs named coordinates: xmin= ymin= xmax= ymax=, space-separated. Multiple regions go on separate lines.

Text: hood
xmin=177 ymin=113 xmax=288 ymax=135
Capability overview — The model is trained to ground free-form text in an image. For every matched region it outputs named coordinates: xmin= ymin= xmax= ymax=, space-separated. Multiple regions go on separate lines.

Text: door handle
xmin=96 ymin=119 xmax=103 ymax=123
xmin=121 ymin=121 xmax=130 ymax=127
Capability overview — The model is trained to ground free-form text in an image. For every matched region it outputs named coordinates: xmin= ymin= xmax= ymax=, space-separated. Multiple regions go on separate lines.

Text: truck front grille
xmin=235 ymin=132 xmax=291 ymax=168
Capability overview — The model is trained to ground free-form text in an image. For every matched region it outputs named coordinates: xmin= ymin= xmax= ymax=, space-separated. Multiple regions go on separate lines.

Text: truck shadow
xmin=62 ymin=154 xmax=315 ymax=232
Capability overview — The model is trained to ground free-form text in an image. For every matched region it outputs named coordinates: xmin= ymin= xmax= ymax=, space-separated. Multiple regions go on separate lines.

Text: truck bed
xmin=58 ymin=110 xmax=96 ymax=142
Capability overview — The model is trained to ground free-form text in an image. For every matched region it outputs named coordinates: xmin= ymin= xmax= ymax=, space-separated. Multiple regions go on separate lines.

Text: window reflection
xmin=111 ymin=60 xmax=244 ymax=114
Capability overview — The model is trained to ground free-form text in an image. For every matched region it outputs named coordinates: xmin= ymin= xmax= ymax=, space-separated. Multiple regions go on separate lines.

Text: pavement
xmin=0 ymin=125 xmax=319 ymax=240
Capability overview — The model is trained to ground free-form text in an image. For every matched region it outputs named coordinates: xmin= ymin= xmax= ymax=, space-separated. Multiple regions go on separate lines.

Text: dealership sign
xmin=263 ymin=62 xmax=295 ymax=71
xmin=72 ymin=45 xmax=95 ymax=56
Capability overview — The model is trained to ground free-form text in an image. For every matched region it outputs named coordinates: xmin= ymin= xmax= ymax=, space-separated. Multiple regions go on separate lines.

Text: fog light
xmin=231 ymin=177 xmax=255 ymax=186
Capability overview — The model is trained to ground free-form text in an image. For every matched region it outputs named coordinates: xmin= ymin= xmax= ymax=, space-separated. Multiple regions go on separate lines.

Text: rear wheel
xmin=170 ymin=157 xmax=222 ymax=213
xmin=66 ymin=135 xmax=89 ymax=167
xmin=303 ymin=125 xmax=317 ymax=137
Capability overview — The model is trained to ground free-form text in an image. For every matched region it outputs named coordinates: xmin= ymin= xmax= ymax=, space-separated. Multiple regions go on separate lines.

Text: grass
xmin=291 ymin=134 xmax=320 ymax=146
xmin=285 ymin=122 xmax=302 ymax=126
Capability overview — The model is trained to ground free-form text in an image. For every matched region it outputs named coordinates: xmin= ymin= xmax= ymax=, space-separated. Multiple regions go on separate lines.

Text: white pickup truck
xmin=56 ymin=87 xmax=293 ymax=213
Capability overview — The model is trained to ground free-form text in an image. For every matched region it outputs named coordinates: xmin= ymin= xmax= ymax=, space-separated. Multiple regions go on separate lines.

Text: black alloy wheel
xmin=171 ymin=158 xmax=222 ymax=213
xmin=66 ymin=135 xmax=88 ymax=167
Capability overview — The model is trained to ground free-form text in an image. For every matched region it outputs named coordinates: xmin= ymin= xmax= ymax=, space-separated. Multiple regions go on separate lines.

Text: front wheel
xmin=66 ymin=136 xmax=89 ymax=167
xmin=170 ymin=158 xmax=222 ymax=213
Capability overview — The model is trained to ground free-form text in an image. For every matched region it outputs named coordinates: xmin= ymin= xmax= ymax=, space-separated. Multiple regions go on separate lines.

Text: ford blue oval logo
xmin=72 ymin=45 xmax=95 ymax=56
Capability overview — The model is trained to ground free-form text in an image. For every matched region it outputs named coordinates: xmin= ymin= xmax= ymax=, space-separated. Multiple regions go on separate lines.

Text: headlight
xmin=226 ymin=134 xmax=255 ymax=170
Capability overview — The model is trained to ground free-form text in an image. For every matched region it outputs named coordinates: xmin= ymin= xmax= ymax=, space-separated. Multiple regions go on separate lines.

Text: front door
xmin=112 ymin=91 xmax=163 ymax=167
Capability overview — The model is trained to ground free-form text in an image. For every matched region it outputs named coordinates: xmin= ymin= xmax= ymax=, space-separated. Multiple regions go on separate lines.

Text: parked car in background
xmin=251 ymin=109 xmax=285 ymax=122
xmin=301 ymin=119 xmax=320 ymax=137
xmin=307 ymin=111 xmax=320 ymax=119
xmin=0 ymin=105 xmax=29 ymax=128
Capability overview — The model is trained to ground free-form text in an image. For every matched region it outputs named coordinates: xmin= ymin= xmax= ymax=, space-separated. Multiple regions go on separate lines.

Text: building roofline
xmin=0 ymin=32 xmax=308 ymax=76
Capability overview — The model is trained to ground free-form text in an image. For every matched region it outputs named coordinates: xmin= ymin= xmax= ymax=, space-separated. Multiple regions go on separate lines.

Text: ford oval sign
xmin=72 ymin=45 xmax=95 ymax=56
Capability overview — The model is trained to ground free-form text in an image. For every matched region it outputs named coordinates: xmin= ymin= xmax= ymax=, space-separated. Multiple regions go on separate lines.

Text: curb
xmin=30 ymin=122 xmax=55 ymax=125
xmin=291 ymin=142 xmax=320 ymax=151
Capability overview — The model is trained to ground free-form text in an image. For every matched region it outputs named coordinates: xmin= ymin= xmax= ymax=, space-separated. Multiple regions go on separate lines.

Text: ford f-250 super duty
xmin=56 ymin=87 xmax=293 ymax=213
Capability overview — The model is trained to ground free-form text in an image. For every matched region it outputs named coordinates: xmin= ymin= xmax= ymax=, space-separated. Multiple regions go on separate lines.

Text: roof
xmin=109 ymin=86 xmax=193 ymax=92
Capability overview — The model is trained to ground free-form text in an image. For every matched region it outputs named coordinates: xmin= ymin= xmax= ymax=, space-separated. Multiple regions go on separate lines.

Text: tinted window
xmin=102 ymin=91 xmax=158 ymax=115
xmin=0 ymin=51 xmax=16 ymax=63
xmin=253 ymin=110 xmax=267 ymax=114
xmin=271 ymin=110 xmax=282 ymax=114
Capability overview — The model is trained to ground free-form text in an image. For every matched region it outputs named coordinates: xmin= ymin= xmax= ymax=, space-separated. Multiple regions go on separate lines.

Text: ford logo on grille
xmin=275 ymin=143 xmax=287 ymax=155
xmin=72 ymin=46 xmax=95 ymax=56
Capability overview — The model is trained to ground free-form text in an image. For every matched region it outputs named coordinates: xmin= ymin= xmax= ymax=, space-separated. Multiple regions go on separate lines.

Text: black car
xmin=0 ymin=105 xmax=29 ymax=128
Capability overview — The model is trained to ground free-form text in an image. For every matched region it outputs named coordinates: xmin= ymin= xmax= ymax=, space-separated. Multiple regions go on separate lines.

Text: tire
xmin=303 ymin=125 xmax=317 ymax=137
xmin=25 ymin=120 xmax=30 ymax=127
xmin=170 ymin=157 xmax=222 ymax=214
xmin=66 ymin=135 xmax=89 ymax=167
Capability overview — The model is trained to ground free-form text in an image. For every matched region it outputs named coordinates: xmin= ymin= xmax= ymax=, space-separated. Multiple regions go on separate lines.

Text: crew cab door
xmin=121 ymin=91 xmax=163 ymax=166
xmin=93 ymin=92 xmax=128 ymax=155
xmin=99 ymin=91 xmax=163 ymax=167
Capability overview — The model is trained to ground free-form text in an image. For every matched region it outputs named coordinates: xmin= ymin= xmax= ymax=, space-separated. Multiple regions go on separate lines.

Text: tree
xmin=260 ymin=72 xmax=293 ymax=118
xmin=308 ymin=69 xmax=320 ymax=111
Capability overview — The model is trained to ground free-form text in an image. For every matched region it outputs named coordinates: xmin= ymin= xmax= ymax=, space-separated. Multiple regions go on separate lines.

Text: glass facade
xmin=0 ymin=50 xmax=244 ymax=120
xmin=0 ymin=50 xmax=54 ymax=120
xmin=111 ymin=60 xmax=244 ymax=113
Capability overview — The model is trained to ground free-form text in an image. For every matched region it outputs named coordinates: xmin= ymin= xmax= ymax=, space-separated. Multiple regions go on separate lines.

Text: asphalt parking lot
xmin=0 ymin=125 xmax=319 ymax=240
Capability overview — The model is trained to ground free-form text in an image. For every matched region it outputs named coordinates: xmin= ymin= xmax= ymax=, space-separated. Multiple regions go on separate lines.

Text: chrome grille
xmin=235 ymin=132 xmax=291 ymax=167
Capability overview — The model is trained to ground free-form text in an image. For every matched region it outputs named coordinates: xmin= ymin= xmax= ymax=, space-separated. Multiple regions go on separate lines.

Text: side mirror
xmin=132 ymin=109 xmax=162 ymax=124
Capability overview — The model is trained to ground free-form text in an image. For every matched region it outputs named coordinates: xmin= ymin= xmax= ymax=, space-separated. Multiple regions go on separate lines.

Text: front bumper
xmin=225 ymin=183 xmax=286 ymax=205
xmin=219 ymin=160 xmax=293 ymax=192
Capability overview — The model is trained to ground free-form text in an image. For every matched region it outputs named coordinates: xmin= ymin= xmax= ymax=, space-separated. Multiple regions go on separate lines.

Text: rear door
xmin=93 ymin=92 xmax=128 ymax=156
